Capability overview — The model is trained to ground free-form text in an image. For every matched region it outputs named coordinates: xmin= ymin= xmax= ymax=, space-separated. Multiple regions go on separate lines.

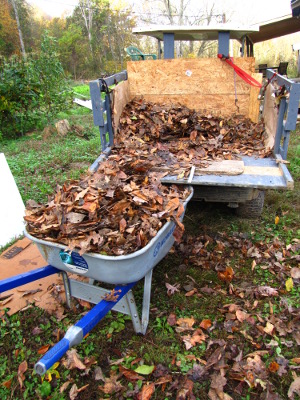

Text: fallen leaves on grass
xmin=288 ymin=377 xmax=300 ymax=399
xmin=138 ymin=382 xmax=155 ymax=400
xmin=69 ymin=383 xmax=89 ymax=400
xmin=62 ymin=349 xmax=86 ymax=370
xmin=166 ymin=282 xmax=180 ymax=296
xmin=99 ymin=371 xmax=124 ymax=394
xmin=218 ymin=267 xmax=234 ymax=283
xmin=37 ymin=344 xmax=50 ymax=355
xmin=17 ymin=360 xmax=27 ymax=389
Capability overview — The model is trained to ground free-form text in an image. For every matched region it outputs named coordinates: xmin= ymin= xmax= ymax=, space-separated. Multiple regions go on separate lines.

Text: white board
xmin=73 ymin=98 xmax=92 ymax=110
xmin=0 ymin=153 xmax=25 ymax=247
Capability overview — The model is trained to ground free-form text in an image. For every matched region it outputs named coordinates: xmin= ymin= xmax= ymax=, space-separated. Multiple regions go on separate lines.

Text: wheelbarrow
xmin=0 ymin=187 xmax=193 ymax=375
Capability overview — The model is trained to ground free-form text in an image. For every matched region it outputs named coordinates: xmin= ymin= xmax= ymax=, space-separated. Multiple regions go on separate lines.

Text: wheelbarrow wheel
xmin=236 ymin=190 xmax=265 ymax=219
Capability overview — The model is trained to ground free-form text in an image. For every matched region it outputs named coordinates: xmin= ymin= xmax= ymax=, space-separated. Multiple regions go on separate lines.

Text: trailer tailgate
xmin=161 ymin=155 xmax=294 ymax=190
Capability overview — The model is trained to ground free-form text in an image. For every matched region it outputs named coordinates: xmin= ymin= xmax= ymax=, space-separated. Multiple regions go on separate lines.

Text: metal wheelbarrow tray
xmin=0 ymin=187 xmax=193 ymax=375
xmin=24 ymin=197 xmax=189 ymax=285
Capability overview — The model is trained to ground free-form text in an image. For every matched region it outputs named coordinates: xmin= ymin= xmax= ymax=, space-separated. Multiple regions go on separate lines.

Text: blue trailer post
xmin=34 ymin=281 xmax=137 ymax=375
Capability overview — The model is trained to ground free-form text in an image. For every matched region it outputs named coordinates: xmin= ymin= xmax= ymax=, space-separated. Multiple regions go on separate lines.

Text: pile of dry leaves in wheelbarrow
xmin=25 ymin=98 xmax=269 ymax=255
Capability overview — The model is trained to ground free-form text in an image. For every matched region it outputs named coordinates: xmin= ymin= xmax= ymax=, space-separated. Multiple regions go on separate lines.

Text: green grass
xmin=72 ymin=83 xmax=91 ymax=99
xmin=1 ymin=105 xmax=100 ymax=204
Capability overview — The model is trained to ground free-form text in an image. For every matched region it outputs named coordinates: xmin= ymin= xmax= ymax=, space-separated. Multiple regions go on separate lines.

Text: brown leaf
xmin=94 ymin=366 xmax=105 ymax=381
xmin=119 ymin=365 xmax=144 ymax=381
xmin=218 ymin=267 xmax=234 ymax=283
xmin=288 ymin=377 xmax=300 ymax=399
xmin=166 ymin=282 xmax=180 ymax=296
xmin=60 ymin=380 xmax=72 ymax=393
xmin=190 ymin=130 xmax=198 ymax=141
xmin=77 ymin=299 xmax=92 ymax=309
xmin=167 ymin=313 xmax=177 ymax=326
xmin=18 ymin=360 xmax=28 ymax=388
xmin=183 ymin=328 xmax=207 ymax=350
xmin=200 ymin=319 xmax=212 ymax=330
xmin=236 ymin=310 xmax=249 ymax=322
xmin=138 ymin=382 xmax=155 ymax=400
xmin=68 ymin=383 xmax=89 ymax=400
xmin=2 ymin=378 xmax=12 ymax=389
xmin=264 ymin=322 xmax=275 ymax=335
xmin=37 ymin=344 xmax=50 ymax=355
xmin=176 ymin=378 xmax=194 ymax=399
xmin=62 ymin=349 xmax=86 ymax=370
xmin=103 ymin=289 xmax=122 ymax=302
xmin=119 ymin=218 xmax=127 ymax=233
xmin=257 ymin=286 xmax=279 ymax=297
xmin=65 ymin=212 xmax=85 ymax=224
xmin=100 ymin=373 xmax=124 ymax=394
xmin=165 ymin=197 xmax=180 ymax=213
xmin=210 ymin=372 xmax=227 ymax=393
xmin=269 ymin=362 xmax=279 ymax=373
xmin=18 ymin=288 xmax=42 ymax=297
xmin=291 ymin=267 xmax=300 ymax=279
xmin=69 ymin=384 xmax=79 ymax=400
xmin=176 ymin=317 xmax=195 ymax=332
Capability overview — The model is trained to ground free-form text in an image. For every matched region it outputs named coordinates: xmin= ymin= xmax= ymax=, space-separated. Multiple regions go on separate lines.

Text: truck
xmin=89 ymin=25 xmax=300 ymax=218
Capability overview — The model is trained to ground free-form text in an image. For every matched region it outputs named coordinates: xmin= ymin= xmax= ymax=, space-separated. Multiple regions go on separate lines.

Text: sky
xmin=27 ymin=0 xmax=293 ymax=25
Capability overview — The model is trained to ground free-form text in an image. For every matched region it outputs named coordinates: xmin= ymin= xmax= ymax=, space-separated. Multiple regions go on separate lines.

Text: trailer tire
xmin=236 ymin=191 xmax=265 ymax=219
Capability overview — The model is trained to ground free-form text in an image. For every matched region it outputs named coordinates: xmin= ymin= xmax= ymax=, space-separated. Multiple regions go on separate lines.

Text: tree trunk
xmin=79 ymin=0 xmax=93 ymax=55
xmin=10 ymin=0 xmax=26 ymax=59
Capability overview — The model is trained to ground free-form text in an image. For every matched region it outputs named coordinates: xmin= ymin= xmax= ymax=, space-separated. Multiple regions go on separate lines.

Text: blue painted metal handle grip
xmin=0 ymin=265 xmax=59 ymax=293
xmin=35 ymin=281 xmax=137 ymax=375
xmin=35 ymin=339 xmax=70 ymax=375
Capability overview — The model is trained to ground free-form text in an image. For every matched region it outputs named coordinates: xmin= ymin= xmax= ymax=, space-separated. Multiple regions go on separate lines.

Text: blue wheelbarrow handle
xmin=0 ymin=265 xmax=60 ymax=293
xmin=35 ymin=281 xmax=137 ymax=375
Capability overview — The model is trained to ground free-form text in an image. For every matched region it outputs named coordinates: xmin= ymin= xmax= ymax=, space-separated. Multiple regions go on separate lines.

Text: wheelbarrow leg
xmin=34 ymin=281 xmax=137 ymax=375
xmin=141 ymin=270 xmax=153 ymax=334
xmin=61 ymin=271 xmax=72 ymax=308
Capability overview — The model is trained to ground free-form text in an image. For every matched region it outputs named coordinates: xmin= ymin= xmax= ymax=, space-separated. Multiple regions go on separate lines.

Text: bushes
xmin=0 ymin=32 xmax=73 ymax=139
xmin=0 ymin=56 xmax=41 ymax=137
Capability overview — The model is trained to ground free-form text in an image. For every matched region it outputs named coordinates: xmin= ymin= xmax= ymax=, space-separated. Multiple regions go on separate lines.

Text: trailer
xmin=89 ymin=25 xmax=299 ymax=218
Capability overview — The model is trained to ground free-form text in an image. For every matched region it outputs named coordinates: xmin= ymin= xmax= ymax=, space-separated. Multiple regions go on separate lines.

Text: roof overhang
xmin=248 ymin=15 xmax=300 ymax=43
xmin=133 ymin=25 xmax=258 ymax=42
xmin=291 ymin=0 xmax=300 ymax=17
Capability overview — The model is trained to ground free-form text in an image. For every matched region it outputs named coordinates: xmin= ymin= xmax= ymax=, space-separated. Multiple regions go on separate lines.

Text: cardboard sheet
xmin=0 ymin=238 xmax=66 ymax=318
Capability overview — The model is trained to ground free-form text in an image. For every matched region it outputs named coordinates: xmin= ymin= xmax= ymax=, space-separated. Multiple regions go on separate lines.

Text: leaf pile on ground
xmin=24 ymin=157 xmax=191 ymax=255
xmin=114 ymin=98 xmax=271 ymax=176
xmin=81 ymin=231 xmax=298 ymax=399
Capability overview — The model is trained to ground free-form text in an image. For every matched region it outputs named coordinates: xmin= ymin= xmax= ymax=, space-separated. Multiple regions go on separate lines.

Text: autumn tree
xmin=10 ymin=0 xmax=26 ymax=58
xmin=65 ymin=0 xmax=136 ymax=77
xmin=0 ymin=0 xmax=19 ymax=56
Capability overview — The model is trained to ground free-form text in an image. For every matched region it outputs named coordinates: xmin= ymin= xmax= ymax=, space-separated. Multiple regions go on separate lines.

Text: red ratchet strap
xmin=218 ymin=54 xmax=262 ymax=88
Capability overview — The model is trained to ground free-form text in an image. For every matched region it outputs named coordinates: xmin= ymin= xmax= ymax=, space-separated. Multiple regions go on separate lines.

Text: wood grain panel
xmin=127 ymin=58 xmax=260 ymax=121
xmin=112 ymin=80 xmax=130 ymax=133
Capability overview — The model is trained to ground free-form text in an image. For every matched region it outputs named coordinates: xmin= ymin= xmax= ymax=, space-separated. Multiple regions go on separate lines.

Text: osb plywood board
xmin=263 ymin=83 xmax=277 ymax=150
xmin=248 ymin=73 xmax=263 ymax=123
xmin=112 ymin=80 xmax=130 ymax=133
xmin=195 ymin=160 xmax=244 ymax=175
xmin=135 ymin=94 xmax=250 ymax=117
xmin=127 ymin=58 xmax=260 ymax=120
